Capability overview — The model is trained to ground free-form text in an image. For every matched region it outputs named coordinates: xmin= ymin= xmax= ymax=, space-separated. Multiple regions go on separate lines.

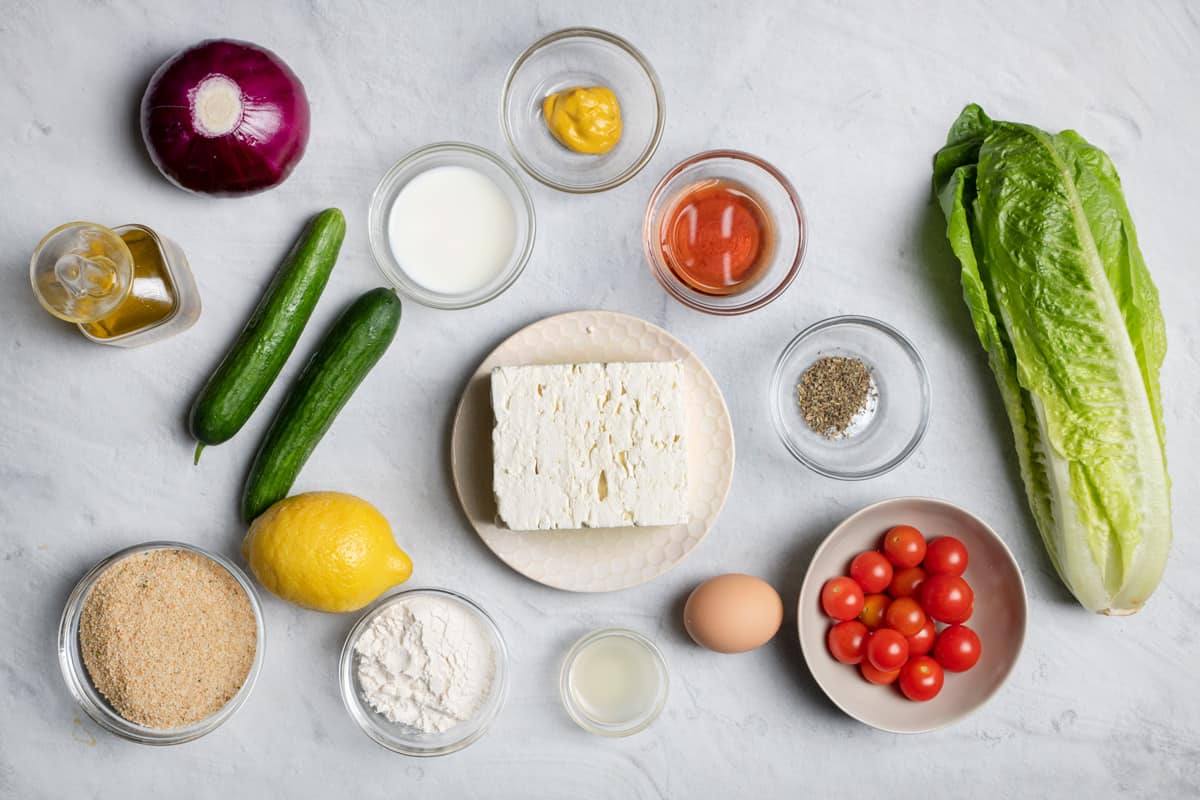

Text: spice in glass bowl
xmin=78 ymin=548 xmax=257 ymax=729
xmin=797 ymin=356 xmax=878 ymax=440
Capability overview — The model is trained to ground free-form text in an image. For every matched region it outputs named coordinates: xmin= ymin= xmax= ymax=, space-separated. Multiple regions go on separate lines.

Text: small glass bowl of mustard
xmin=501 ymin=27 xmax=665 ymax=193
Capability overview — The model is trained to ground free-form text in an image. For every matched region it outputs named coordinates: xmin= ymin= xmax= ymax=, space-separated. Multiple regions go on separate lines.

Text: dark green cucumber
xmin=240 ymin=288 xmax=402 ymax=522
xmin=189 ymin=208 xmax=346 ymax=462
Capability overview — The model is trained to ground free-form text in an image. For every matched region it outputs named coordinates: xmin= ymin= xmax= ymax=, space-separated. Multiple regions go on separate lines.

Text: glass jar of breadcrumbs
xmin=57 ymin=541 xmax=265 ymax=745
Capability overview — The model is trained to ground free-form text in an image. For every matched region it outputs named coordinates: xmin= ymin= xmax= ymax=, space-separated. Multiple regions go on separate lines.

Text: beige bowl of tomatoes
xmin=797 ymin=497 xmax=1027 ymax=733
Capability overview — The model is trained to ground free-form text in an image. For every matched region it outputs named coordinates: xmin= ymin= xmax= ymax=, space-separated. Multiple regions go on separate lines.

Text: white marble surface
xmin=2 ymin=1 xmax=1198 ymax=797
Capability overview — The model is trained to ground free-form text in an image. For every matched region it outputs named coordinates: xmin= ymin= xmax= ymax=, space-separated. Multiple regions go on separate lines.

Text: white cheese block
xmin=491 ymin=361 xmax=689 ymax=531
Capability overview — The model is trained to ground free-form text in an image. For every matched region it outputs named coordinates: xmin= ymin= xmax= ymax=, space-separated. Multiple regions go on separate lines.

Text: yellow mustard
xmin=542 ymin=86 xmax=623 ymax=154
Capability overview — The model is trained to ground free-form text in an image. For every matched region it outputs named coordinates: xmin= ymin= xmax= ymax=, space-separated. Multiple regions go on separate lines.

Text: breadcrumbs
xmin=79 ymin=549 xmax=257 ymax=729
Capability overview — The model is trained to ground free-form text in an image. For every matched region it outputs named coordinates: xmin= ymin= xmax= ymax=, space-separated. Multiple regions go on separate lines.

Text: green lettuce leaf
xmin=933 ymin=104 xmax=1171 ymax=614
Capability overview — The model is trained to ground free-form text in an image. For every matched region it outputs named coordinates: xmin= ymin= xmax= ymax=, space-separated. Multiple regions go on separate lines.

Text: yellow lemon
xmin=242 ymin=492 xmax=412 ymax=613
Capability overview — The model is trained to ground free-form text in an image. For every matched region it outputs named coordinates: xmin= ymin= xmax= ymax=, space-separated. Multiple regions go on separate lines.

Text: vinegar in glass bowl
xmin=657 ymin=178 xmax=775 ymax=296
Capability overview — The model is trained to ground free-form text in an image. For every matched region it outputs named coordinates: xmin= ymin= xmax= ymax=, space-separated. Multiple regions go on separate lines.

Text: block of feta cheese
xmin=491 ymin=361 xmax=688 ymax=531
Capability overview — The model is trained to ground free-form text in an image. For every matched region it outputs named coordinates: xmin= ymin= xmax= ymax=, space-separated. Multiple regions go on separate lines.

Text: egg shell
xmin=684 ymin=573 xmax=784 ymax=654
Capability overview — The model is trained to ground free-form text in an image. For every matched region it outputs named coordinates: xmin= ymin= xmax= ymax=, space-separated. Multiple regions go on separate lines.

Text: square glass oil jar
xmin=78 ymin=224 xmax=201 ymax=347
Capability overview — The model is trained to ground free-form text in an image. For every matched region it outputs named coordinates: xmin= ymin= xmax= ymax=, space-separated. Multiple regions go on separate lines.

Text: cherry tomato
xmin=827 ymin=620 xmax=869 ymax=665
xmin=858 ymin=593 xmax=891 ymax=629
xmin=933 ymin=624 xmax=982 ymax=672
xmin=882 ymin=525 xmax=927 ymax=568
xmin=924 ymin=536 xmax=969 ymax=576
xmin=898 ymin=656 xmax=945 ymax=702
xmin=884 ymin=596 xmax=926 ymax=637
xmin=821 ymin=577 xmax=865 ymax=621
xmin=906 ymin=619 xmax=937 ymax=657
xmin=920 ymin=574 xmax=975 ymax=623
xmin=888 ymin=566 xmax=927 ymax=598
xmin=866 ymin=628 xmax=909 ymax=672
xmin=860 ymin=660 xmax=901 ymax=686
xmin=849 ymin=551 xmax=893 ymax=594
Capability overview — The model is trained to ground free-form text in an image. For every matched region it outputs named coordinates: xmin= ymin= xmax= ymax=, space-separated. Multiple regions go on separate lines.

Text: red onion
xmin=141 ymin=39 xmax=310 ymax=196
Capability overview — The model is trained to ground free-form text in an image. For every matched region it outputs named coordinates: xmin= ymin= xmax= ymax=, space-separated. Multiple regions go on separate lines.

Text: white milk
xmin=387 ymin=165 xmax=517 ymax=295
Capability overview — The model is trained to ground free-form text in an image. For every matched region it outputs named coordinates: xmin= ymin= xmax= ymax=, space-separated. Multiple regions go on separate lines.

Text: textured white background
xmin=2 ymin=1 xmax=1197 ymax=797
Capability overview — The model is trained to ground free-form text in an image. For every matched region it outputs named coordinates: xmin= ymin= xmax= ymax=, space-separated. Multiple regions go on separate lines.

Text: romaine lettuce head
xmin=933 ymin=104 xmax=1171 ymax=614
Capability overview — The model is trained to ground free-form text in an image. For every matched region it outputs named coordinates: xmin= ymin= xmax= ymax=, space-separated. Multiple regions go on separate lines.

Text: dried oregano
xmin=797 ymin=356 xmax=874 ymax=439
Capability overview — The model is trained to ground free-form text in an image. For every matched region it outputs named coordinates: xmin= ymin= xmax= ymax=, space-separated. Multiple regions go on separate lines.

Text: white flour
xmin=355 ymin=594 xmax=497 ymax=733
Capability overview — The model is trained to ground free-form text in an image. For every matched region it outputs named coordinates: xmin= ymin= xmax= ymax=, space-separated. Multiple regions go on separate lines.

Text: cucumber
xmin=240 ymin=287 xmax=402 ymax=522
xmin=189 ymin=208 xmax=346 ymax=462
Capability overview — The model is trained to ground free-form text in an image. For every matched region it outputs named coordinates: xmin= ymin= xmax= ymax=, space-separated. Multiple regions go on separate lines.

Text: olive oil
xmin=81 ymin=228 xmax=178 ymax=340
xmin=31 ymin=221 xmax=200 ymax=347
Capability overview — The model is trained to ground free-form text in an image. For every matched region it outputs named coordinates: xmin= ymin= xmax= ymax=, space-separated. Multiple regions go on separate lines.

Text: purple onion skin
xmin=141 ymin=39 xmax=310 ymax=196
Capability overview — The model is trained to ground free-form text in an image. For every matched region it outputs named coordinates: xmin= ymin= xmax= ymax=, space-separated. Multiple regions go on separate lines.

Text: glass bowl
xmin=501 ymin=28 xmax=665 ymax=193
xmin=559 ymin=628 xmax=669 ymax=737
xmin=57 ymin=541 xmax=265 ymax=746
xmin=771 ymin=315 xmax=930 ymax=479
xmin=368 ymin=142 xmax=536 ymax=309
xmin=643 ymin=150 xmax=806 ymax=315
xmin=339 ymin=588 xmax=509 ymax=756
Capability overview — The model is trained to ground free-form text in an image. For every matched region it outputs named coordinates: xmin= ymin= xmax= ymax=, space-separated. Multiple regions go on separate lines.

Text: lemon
xmin=242 ymin=492 xmax=412 ymax=613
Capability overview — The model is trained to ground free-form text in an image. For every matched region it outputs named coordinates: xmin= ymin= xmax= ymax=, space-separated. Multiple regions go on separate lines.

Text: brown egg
xmin=684 ymin=573 xmax=784 ymax=654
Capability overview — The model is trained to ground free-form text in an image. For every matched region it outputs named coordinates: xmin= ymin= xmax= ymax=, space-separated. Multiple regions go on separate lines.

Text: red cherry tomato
xmin=920 ymin=575 xmax=975 ymax=623
xmin=866 ymin=628 xmax=909 ymax=672
xmin=849 ymin=551 xmax=893 ymax=594
xmin=821 ymin=577 xmax=866 ymax=621
xmin=924 ymin=536 xmax=969 ymax=576
xmin=884 ymin=596 xmax=926 ymax=637
xmin=882 ymin=525 xmax=927 ymax=568
xmin=888 ymin=566 xmax=927 ymax=598
xmin=827 ymin=620 xmax=869 ymax=665
xmin=933 ymin=624 xmax=982 ymax=672
xmin=860 ymin=660 xmax=901 ymax=685
xmin=906 ymin=619 xmax=937 ymax=657
xmin=898 ymin=656 xmax=945 ymax=702
xmin=858 ymin=593 xmax=891 ymax=629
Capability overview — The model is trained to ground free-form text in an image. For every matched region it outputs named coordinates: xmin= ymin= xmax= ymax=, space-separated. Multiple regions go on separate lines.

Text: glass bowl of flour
xmin=339 ymin=588 xmax=509 ymax=756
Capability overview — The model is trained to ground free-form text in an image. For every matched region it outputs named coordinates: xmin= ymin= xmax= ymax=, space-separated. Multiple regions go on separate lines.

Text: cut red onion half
xmin=141 ymin=39 xmax=310 ymax=196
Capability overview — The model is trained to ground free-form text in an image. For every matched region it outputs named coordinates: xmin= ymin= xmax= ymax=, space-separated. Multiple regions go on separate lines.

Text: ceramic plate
xmin=450 ymin=310 xmax=735 ymax=592
xmin=797 ymin=497 xmax=1027 ymax=733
